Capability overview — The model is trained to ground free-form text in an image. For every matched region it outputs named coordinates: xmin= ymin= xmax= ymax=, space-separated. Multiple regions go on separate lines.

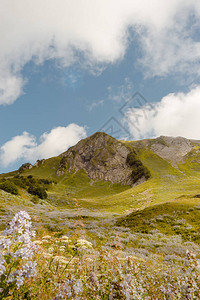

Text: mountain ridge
xmin=14 ymin=132 xmax=200 ymax=181
xmin=1 ymin=132 xmax=200 ymax=215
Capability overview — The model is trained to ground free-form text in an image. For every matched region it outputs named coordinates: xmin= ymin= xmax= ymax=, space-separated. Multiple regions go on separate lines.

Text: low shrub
xmin=28 ymin=185 xmax=47 ymax=199
xmin=126 ymin=152 xmax=151 ymax=183
xmin=0 ymin=180 xmax=19 ymax=195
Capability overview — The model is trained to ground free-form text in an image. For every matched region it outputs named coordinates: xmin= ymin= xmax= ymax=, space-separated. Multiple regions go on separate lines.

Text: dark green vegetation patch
xmin=126 ymin=152 xmax=151 ymax=183
xmin=0 ymin=180 xmax=19 ymax=195
xmin=0 ymin=175 xmax=55 ymax=199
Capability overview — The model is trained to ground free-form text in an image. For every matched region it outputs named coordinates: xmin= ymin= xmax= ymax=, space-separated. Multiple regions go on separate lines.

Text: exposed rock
xmin=149 ymin=136 xmax=192 ymax=166
xmin=57 ymin=132 xmax=142 ymax=185
xmin=34 ymin=159 xmax=45 ymax=167
xmin=18 ymin=163 xmax=33 ymax=173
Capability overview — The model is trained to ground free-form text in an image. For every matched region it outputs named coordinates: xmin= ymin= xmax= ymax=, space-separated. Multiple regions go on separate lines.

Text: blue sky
xmin=0 ymin=1 xmax=200 ymax=173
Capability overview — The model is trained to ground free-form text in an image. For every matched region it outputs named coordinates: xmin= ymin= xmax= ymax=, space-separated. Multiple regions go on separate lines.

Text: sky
xmin=1 ymin=0 xmax=200 ymax=173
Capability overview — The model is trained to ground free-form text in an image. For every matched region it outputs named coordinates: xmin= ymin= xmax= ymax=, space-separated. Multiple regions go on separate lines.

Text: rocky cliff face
xmin=150 ymin=136 xmax=192 ymax=166
xmin=133 ymin=135 xmax=193 ymax=167
xmin=56 ymin=132 xmax=136 ymax=185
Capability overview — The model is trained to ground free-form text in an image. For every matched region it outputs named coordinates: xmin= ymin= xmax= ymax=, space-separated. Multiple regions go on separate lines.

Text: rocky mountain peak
xmin=56 ymin=132 xmax=148 ymax=185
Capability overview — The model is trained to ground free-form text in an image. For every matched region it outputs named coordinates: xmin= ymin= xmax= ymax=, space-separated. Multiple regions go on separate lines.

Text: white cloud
xmin=0 ymin=132 xmax=36 ymax=167
xmin=0 ymin=75 xmax=25 ymax=105
xmin=88 ymin=100 xmax=104 ymax=112
xmin=0 ymin=124 xmax=86 ymax=167
xmin=0 ymin=1 xmax=200 ymax=104
xmin=125 ymin=86 xmax=200 ymax=140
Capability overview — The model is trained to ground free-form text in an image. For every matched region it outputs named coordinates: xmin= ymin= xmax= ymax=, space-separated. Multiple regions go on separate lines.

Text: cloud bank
xmin=0 ymin=124 xmax=86 ymax=167
xmin=125 ymin=86 xmax=200 ymax=140
xmin=1 ymin=0 xmax=200 ymax=104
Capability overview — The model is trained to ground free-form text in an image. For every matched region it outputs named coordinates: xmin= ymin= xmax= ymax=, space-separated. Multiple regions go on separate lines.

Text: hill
xmin=1 ymin=132 xmax=200 ymax=213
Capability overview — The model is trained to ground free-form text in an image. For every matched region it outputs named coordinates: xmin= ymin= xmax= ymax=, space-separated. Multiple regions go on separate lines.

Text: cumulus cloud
xmin=0 ymin=124 xmax=86 ymax=167
xmin=1 ymin=0 xmax=200 ymax=104
xmin=125 ymin=86 xmax=200 ymax=140
xmin=0 ymin=132 xmax=36 ymax=167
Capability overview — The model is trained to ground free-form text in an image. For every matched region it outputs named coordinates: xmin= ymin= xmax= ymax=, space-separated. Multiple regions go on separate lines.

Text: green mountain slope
xmin=1 ymin=133 xmax=200 ymax=214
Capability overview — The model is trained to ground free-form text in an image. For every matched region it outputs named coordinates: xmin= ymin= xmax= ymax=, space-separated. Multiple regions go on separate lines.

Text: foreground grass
xmin=1 ymin=212 xmax=200 ymax=299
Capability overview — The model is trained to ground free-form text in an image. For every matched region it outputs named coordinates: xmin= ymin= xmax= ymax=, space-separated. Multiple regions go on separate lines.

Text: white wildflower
xmin=42 ymin=235 xmax=51 ymax=240
xmin=60 ymin=246 xmax=65 ymax=252
xmin=75 ymin=239 xmax=93 ymax=249
xmin=61 ymin=235 xmax=69 ymax=241
xmin=0 ymin=211 xmax=37 ymax=289
xmin=54 ymin=256 xmax=68 ymax=265
xmin=33 ymin=240 xmax=43 ymax=245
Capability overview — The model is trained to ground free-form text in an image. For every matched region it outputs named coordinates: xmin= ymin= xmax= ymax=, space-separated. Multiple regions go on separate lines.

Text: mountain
xmin=15 ymin=132 xmax=150 ymax=186
xmin=1 ymin=132 xmax=200 ymax=214
xmin=56 ymin=132 xmax=150 ymax=185
xmin=16 ymin=133 xmax=200 ymax=181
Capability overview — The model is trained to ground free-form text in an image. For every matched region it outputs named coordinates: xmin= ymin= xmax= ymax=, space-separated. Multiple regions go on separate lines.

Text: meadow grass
xmin=0 ymin=211 xmax=199 ymax=299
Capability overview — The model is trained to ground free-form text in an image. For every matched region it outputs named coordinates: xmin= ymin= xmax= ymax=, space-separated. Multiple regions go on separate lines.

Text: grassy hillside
xmin=116 ymin=197 xmax=200 ymax=244
xmin=1 ymin=135 xmax=200 ymax=214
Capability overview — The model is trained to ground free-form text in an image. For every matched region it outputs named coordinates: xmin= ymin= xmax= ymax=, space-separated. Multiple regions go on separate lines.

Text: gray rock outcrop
xmin=57 ymin=132 xmax=134 ymax=185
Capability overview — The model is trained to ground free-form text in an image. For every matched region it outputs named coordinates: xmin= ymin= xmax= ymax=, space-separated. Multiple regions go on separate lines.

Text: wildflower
xmin=42 ymin=239 xmax=49 ymax=243
xmin=42 ymin=252 xmax=53 ymax=259
xmin=0 ymin=255 xmax=6 ymax=275
xmin=34 ymin=240 xmax=43 ymax=245
xmin=73 ymin=279 xmax=83 ymax=295
xmin=0 ymin=211 xmax=37 ymax=292
xmin=61 ymin=235 xmax=69 ymax=241
xmin=60 ymin=246 xmax=66 ymax=252
xmin=42 ymin=235 xmax=51 ymax=240
xmin=54 ymin=255 xmax=68 ymax=265
xmin=56 ymin=279 xmax=72 ymax=299
xmin=48 ymin=246 xmax=54 ymax=253
xmin=61 ymin=236 xmax=71 ymax=244
xmin=75 ymin=239 xmax=93 ymax=250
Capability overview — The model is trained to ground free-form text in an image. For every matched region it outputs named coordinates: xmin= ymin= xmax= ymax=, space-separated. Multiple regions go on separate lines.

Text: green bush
xmin=11 ymin=177 xmax=26 ymax=189
xmin=28 ymin=185 xmax=47 ymax=199
xmin=126 ymin=152 xmax=141 ymax=167
xmin=126 ymin=152 xmax=151 ymax=183
xmin=0 ymin=175 xmax=52 ymax=199
xmin=0 ymin=180 xmax=19 ymax=195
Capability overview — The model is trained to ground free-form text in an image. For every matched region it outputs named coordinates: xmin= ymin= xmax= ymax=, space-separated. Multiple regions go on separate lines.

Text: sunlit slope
xmin=22 ymin=157 xmax=61 ymax=179
xmin=77 ymin=145 xmax=200 ymax=213
xmin=116 ymin=197 xmax=200 ymax=244
xmin=64 ymin=149 xmax=200 ymax=213
xmin=2 ymin=134 xmax=200 ymax=214
xmin=101 ymin=139 xmax=200 ymax=209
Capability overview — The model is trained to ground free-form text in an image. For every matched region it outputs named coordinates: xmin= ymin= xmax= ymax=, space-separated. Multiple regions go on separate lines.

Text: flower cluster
xmin=0 ymin=211 xmax=37 ymax=292
xmin=74 ymin=238 xmax=93 ymax=250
